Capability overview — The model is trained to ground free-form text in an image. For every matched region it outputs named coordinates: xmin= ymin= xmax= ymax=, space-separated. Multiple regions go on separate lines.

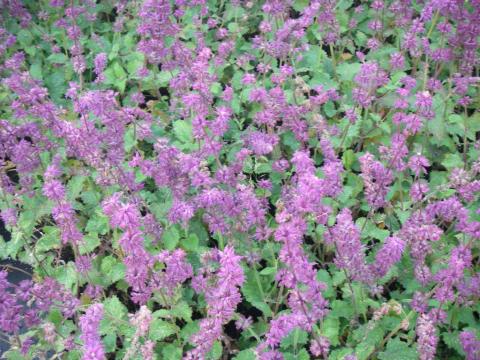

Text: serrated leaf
xmin=320 ymin=316 xmax=340 ymax=346
xmin=233 ymin=349 xmax=256 ymax=360
xmin=36 ymin=226 xmax=60 ymax=252
xmin=171 ymin=301 xmax=192 ymax=322
xmin=47 ymin=53 xmax=68 ymax=64
xmin=103 ymin=295 xmax=127 ymax=318
xmin=242 ymin=269 xmax=272 ymax=316
xmin=149 ymin=319 xmax=178 ymax=341
xmin=259 ymin=267 xmax=276 ymax=276
xmin=173 ymin=120 xmax=193 ymax=144
xmin=441 ymin=152 xmax=463 ymax=170
xmin=378 ymin=338 xmax=418 ymax=360
xmin=101 ymin=256 xmax=125 ymax=285
xmin=162 ymin=344 xmax=182 ymax=360
xmin=162 ymin=226 xmax=180 ymax=250
xmin=337 ymin=62 xmax=361 ymax=81
xmin=183 ymin=233 xmax=199 ymax=251
xmin=79 ymin=233 xmax=101 ymax=254
xmin=207 ymin=340 xmax=222 ymax=360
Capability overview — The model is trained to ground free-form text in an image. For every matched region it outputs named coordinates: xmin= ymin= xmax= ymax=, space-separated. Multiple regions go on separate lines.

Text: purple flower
xmin=94 ymin=53 xmax=107 ymax=75
xmin=0 ymin=208 xmax=17 ymax=226
xmin=245 ymin=131 xmax=279 ymax=156
xmin=359 ymin=153 xmax=393 ymax=209
xmin=390 ymin=52 xmax=405 ymax=69
xmin=80 ymin=303 xmax=105 ymax=360
xmin=416 ymin=313 xmax=437 ymax=360
xmin=459 ymin=331 xmax=480 ymax=360
xmin=410 ymin=181 xmax=429 ymax=202
xmin=325 ymin=209 xmax=370 ymax=283
xmin=75 ymin=255 xmax=92 ymax=274
xmin=310 ymin=336 xmax=330 ymax=358
xmin=408 ymin=155 xmax=430 ymax=177
xmin=188 ymin=246 xmax=244 ymax=357
xmin=371 ymin=236 xmax=406 ymax=278
xmin=235 ymin=315 xmax=253 ymax=331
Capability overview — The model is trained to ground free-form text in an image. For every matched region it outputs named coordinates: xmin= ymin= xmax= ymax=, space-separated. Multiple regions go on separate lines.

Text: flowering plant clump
xmin=0 ymin=0 xmax=479 ymax=359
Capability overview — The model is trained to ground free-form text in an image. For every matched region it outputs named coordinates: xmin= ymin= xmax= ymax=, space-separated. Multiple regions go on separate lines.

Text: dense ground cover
xmin=0 ymin=0 xmax=479 ymax=359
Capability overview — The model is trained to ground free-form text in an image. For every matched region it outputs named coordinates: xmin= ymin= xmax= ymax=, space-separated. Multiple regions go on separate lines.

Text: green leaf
xmin=329 ymin=349 xmax=356 ymax=360
xmin=173 ymin=120 xmax=193 ymax=144
xmin=149 ymin=319 xmax=178 ymax=341
xmin=30 ymin=62 xmax=43 ymax=80
xmin=428 ymin=95 xmax=449 ymax=141
xmin=292 ymin=0 xmax=309 ymax=11
xmin=171 ymin=301 xmax=192 ymax=322
xmin=47 ymin=53 xmax=68 ymax=64
xmin=103 ymin=333 xmax=117 ymax=353
xmin=36 ymin=226 xmax=61 ymax=253
xmin=342 ymin=149 xmax=355 ymax=169
xmin=79 ymin=233 xmax=101 ymax=254
xmin=45 ymin=70 xmax=67 ymax=102
xmin=85 ymin=212 xmax=109 ymax=235
xmin=378 ymin=338 xmax=418 ymax=360
xmin=100 ymin=296 xmax=127 ymax=335
xmin=17 ymin=29 xmax=33 ymax=46
xmin=233 ymin=349 xmax=256 ymax=360
xmin=67 ymin=176 xmax=85 ymax=200
xmin=284 ymin=349 xmax=310 ymax=360
xmin=281 ymin=131 xmax=300 ymax=151
xmin=53 ymin=262 xmax=77 ymax=291
xmin=242 ymin=269 xmax=272 ymax=316
xmin=181 ymin=321 xmax=200 ymax=343
xmin=125 ymin=52 xmax=144 ymax=75
xmin=320 ymin=316 xmax=340 ymax=346
xmin=280 ymin=329 xmax=308 ymax=349
xmin=298 ymin=45 xmax=324 ymax=70
xmin=101 ymin=256 xmax=126 ymax=285
xmin=124 ymin=126 xmax=137 ymax=152
xmin=259 ymin=267 xmax=277 ymax=276
xmin=317 ymin=269 xmax=335 ymax=298
xmin=207 ymin=340 xmax=222 ymax=360
xmin=162 ymin=344 xmax=182 ymax=360
xmin=441 ymin=152 xmax=463 ymax=170
xmin=162 ymin=226 xmax=180 ymax=250
xmin=336 ymin=62 xmax=361 ymax=81
xmin=182 ymin=233 xmax=199 ymax=251
xmin=330 ymin=299 xmax=354 ymax=319
xmin=103 ymin=295 xmax=128 ymax=318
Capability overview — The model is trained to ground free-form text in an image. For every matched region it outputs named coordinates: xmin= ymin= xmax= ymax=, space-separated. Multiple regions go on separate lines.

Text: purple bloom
xmin=390 ymin=52 xmax=405 ymax=69
xmin=410 ymin=181 xmax=429 ymax=202
xmin=245 ymin=131 xmax=279 ymax=156
xmin=325 ymin=209 xmax=370 ymax=283
xmin=408 ymin=154 xmax=430 ymax=177
xmin=459 ymin=331 xmax=480 ymax=360
xmin=371 ymin=236 xmax=406 ymax=278
xmin=416 ymin=313 xmax=438 ymax=360
xmin=0 ymin=208 xmax=17 ymax=227
xmin=188 ymin=246 xmax=244 ymax=358
xmin=359 ymin=153 xmax=393 ymax=209
xmin=80 ymin=303 xmax=105 ymax=360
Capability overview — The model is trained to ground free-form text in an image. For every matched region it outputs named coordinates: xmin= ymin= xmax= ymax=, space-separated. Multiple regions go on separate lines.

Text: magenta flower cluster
xmin=0 ymin=0 xmax=479 ymax=359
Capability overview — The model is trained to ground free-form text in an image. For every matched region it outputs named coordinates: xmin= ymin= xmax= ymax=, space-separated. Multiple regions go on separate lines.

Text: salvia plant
xmin=0 ymin=0 xmax=479 ymax=359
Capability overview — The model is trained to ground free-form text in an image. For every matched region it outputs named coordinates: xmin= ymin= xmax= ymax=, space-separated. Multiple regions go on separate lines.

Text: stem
xmin=365 ymin=311 xmax=415 ymax=360
xmin=329 ymin=43 xmax=337 ymax=76
xmin=217 ymin=232 xmax=224 ymax=250
xmin=1 ymin=264 xmax=32 ymax=277
xmin=344 ymin=269 xmax=360 ymax=323
xmin=463 ymin=106 xmax=468 ymax=169
xmin=339 ymin=123 xmax=351 ymax=150
xmin=253 ymin=267 xmax=266 ymax=299
xmin=427 ymin=10 xmax=440 ymax=38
